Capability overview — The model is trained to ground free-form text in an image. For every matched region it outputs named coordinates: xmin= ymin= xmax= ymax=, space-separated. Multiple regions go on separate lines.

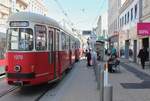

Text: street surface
xmin=110 ymin=59 xmax=150 ymax=101
xmin=40 ymin=60 xmax=99 ymax=101
xmin=0 ymin=59 xmax=150 ymax=101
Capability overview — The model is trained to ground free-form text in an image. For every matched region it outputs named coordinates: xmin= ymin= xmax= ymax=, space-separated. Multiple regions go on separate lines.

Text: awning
xmin=137 ymin=23 xmax=150 ymax=36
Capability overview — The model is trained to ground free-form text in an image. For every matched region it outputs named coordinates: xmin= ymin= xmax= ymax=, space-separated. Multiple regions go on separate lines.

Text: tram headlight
xmin=14 ymin=65 xmax=21 ymax=72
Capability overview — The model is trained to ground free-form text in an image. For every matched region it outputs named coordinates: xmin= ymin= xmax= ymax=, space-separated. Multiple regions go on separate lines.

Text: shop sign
xmin=137 ymin=23 xmax=150 ymax=36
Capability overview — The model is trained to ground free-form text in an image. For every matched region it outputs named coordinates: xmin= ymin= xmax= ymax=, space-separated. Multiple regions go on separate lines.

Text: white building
xmin=27 ymin=0 xmax=48 ymax=16
xmin=119 ymin=0 xmax=142 ymax=62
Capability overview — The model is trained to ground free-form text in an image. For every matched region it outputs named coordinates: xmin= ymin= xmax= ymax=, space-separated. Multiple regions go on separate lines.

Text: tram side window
xmin=66 ymin=35 xmax=70 ymax=50
xmin=61 ymin=32 xmax=66 ymax=50
xmin=35 ymin=25 xmax=47 ymax=51
xmin=71 ymin=37 xmax=74 ymax=49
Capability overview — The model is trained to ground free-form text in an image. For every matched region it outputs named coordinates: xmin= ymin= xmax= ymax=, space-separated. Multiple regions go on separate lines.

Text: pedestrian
xmin=87 ymin=49 xmax=92 ymax=66
xmin=111 ymin=47 xmax=117 ymax=57
xmin=92 ymin=50 xmax=97 ymax=68
xmin=138 ymin=47 xmax=148 ymax=69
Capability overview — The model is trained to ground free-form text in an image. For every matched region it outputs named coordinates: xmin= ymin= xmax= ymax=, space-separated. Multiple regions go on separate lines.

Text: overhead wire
xmin=53 ymin=0 xmax=74 ymax=27
xmin=92 ymin=0 xmax=106 ymax=27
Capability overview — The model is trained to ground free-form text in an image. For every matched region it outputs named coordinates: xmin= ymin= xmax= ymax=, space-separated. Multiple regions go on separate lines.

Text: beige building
xmin=0 ymin=0 xmax=48 ymax=58
xmin=0 ymin=0 xmax=10 ymax=28
xmin=0 ymin=0 xmax=48 ymax=32
xmin=108 ymin=0 xmax=120 ymax=51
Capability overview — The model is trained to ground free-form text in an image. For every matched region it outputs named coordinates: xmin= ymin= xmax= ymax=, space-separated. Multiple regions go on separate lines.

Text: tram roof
xmin=8 ymin=12 xmax=62 ymax=29
xmin=8 ymin=12 xmax=80 ymax=40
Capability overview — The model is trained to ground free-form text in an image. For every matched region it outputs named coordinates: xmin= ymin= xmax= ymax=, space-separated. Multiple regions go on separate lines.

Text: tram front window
xmin=7 ymin=28 xmax=33 ymax=51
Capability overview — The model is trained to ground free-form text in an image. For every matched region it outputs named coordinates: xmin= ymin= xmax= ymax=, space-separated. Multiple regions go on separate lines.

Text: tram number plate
xmin=13 ymin=81 xmax=23 ymax=86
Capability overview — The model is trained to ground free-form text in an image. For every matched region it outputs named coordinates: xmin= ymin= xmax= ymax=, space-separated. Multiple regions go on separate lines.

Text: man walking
xmin=138 ymin=47 xmax=148 ymax=69
xmin=86 ymin=49 xmax=92 ymax=66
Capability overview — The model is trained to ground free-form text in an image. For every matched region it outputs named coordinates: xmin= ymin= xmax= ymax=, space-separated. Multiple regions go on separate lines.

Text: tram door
xmin=48 ymin=28 xmax=60 ymax=79
xmin=48 ymin=28 xmax=55 ymax=78
xmin=54 ymin=30 xmax=60 ymax=79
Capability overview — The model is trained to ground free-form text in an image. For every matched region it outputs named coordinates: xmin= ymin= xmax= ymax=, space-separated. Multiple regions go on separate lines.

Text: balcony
xmin=0 ymin=0 xmax=11 ymax=7
xmin=17 ymin=0 xmax=29 ymax=7
xmin=0 ymin=4 xmax=10 ymax=15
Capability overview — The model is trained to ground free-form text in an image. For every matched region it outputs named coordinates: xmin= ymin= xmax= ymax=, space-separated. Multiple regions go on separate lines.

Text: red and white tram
xmin=5 ymin=12 xmax=81 ymax=86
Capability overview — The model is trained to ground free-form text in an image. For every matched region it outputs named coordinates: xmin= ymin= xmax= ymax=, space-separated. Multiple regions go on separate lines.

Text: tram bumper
xmin=6 ymin=73 xmax=35 ymax=86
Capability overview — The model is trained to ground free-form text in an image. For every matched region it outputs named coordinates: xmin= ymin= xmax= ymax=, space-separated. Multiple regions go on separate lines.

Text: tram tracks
xmin=0 ymin=86 xmax=19 ymax=98
xmin=35 ymin=82 xmax=58 ymax=101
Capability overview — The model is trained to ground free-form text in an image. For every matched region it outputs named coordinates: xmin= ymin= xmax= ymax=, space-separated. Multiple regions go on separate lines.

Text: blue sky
xmin=44 ymin=0 xmax=108 ymax=30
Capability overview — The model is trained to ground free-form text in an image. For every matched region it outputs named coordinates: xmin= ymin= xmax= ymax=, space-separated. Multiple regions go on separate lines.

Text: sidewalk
xmin=40 ymin=60 xmax=100 ymax=101
xmin=108 ymin=58 xmax=150 ymax=101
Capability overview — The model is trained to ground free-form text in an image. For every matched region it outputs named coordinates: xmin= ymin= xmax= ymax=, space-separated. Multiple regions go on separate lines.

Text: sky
xmin=44 ymin=0 xmax=108 ymax=30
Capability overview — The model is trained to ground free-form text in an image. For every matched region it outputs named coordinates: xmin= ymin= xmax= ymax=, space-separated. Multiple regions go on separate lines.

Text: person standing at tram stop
xmin=86 ymin=49 xmax=92 ymax=66
xmin=91 ymin=49 xmax=97 ymax=67
xmin=138 ymin=47 xmax=149 ymax=69
xmin=111 ymin=47 xmax=117 ymax=56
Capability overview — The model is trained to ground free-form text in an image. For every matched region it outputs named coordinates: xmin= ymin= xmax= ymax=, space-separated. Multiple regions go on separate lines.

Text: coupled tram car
xmin=5 ymin=12 xmax=81 ymax=86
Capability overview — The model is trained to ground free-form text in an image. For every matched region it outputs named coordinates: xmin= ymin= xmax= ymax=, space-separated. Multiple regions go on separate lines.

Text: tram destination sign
xmin=137 ymin=23 xmax=150 ymax=36
xmin=10 ymin=21 xmax=29 ymax=27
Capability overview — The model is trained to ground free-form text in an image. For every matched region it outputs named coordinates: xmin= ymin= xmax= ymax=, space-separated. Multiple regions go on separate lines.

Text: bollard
xmin=104 ymin=85 xmax=113 ymax=101
xmin=97 ymin=65 xmax=101 ymax=90
xmin=94 ymin=64 xmax=98 ymax=82
xmin=104 ymin=63 xmax=108 ymax=86
xmin=99 ymin=68 xmax=104 ymax=101
xmin=103 ymin=62 xmax=113 ymax=101
xmin=99 ymin=62 xmax=113 ymax=101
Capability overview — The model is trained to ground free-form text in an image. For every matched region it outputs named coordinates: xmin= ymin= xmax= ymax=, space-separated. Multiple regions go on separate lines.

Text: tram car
xmin=5 ymin=12 xmax=81 ymax=86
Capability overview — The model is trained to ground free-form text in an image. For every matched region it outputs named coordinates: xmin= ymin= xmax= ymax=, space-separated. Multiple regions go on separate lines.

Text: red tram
xmin=5 ymin=12 xmax=81 ymax=86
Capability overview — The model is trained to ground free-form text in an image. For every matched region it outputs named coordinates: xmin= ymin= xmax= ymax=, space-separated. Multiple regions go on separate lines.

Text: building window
xmin=135 ymin=4 xmax=137 ymax=19
xmin=122 ymin=17 xmax=124 ymax=26
xmin=131 ymin=8 xmax=133 ymax=21
xmin=125 ymin=14 xmax=126 ymax=24
xmin=127 ymin=11 xmax=129 ymax=23
xmin=120 ymin=18 xmax=122 ymax=27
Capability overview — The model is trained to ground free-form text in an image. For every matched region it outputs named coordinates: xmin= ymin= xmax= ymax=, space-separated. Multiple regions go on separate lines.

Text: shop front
xmin=137 ymin=23 xmax=150 ymax=64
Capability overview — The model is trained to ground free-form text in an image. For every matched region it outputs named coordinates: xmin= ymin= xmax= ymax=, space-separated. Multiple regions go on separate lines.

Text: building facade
xmin=108 ymin=0 xmax=120 ymax=51
xmin=118 ymin=0 xmax=142 ymax=62
xmin=96 ymin=11 xmax=108 ymax=48
xmin=96 ymin=16 xmax=101 ymax=36
xmin=118 ymin=0 xmax=149 ymax=65
xmin=140 ymin=0 xmax=150 ymax=64
xmin=28 ymin=0 xmax=48 ymax=16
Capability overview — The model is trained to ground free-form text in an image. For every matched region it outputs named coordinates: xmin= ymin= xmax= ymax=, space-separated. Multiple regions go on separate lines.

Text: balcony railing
xmin=0 ymin=4 xmax=10 ymax=15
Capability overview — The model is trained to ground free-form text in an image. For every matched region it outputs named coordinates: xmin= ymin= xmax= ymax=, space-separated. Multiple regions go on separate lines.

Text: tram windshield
xmin=7 ymin=28 xmax=33 ymax=51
